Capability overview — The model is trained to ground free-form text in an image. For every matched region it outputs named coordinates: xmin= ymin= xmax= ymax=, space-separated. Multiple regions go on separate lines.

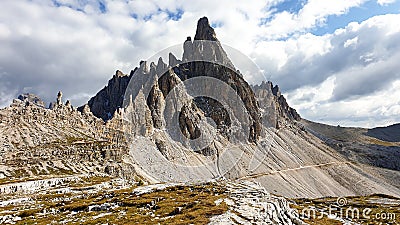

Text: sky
xmin=0 ymin=0 xmax=400 ymax=128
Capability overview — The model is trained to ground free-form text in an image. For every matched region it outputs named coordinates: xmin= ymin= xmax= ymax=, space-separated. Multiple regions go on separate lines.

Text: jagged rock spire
xmin=156 ymin=57 xmax=167 ymax=75
xmin=115 ymin=70 xmax=125 ymax=77
xmin=194 ymin=17 xmax=218 ymax=41
xmin=169 ymin=53 xmax=180 ymax=67
xmin=57 ymin=91 xmax=62 ymax=105
xmin=182 ymin=37 xmax=193 ymax=62
xmin=182 ymin=16 xmax=234 ymax=69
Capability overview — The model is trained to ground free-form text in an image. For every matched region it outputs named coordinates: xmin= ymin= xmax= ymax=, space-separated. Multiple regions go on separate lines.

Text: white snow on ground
xmin=131 ymin=182 xmax=182 ymax=196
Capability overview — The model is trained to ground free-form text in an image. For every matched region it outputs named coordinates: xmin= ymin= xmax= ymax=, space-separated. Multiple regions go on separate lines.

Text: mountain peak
xmin=194 ymin=16 xmax=218 ymax=41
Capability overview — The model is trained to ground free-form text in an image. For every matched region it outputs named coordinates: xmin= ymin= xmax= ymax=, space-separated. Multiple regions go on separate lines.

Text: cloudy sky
xmin=0 ymin=0 xmax=400 ymax=128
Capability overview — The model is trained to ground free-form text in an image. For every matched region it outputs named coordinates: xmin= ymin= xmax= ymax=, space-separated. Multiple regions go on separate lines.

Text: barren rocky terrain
xmin=301 ymin=119 xmax=400 ymax=172
xmin=0 ymin=17 xmax=399 ymax=224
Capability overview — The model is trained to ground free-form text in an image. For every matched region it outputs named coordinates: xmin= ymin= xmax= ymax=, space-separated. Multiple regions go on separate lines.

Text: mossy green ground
xmin=0 ymin=177 xmax=228 ymax=225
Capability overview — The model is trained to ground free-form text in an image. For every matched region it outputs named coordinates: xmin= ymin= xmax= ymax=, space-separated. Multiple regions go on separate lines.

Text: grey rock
xmin=65 ymin=100 xmax=72 ymax=110
xmin=156 ymin=57 xmax=167 ymax=75
xmin=124 ymin=88 xmax=153 ymax=137
xmin=211 ymin=180 xmax=306 ymax=225
xmin=182 ymin=36 xmax=193 ymax=62
xmin=194 ymin=17 xmax=218 ymax=41
xmin=78 ymin=70 xmax=131 ymax=121
xmin=252 ymin=81 xmax=300 ymax=129
xmin=0 ymin=90 xmax=131 ymax=180
xmin=147 ymin=75 xmax=165 ymax=129
xmin=120 ymin=17 xmax=400 ymax=199
xmin=169 ymin=53 xmax=180 ymax=67
xmin=56 ymin=91 xmax=62 ymax=106
xmin=17 ymin=93 xmax=45 ymax=108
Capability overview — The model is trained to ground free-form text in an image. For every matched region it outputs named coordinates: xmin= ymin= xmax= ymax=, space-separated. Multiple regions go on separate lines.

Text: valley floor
xmin=1 ymin=174 xmax=398 ymax=225
xmin=0 ymin=174 xmax=305 ymax=225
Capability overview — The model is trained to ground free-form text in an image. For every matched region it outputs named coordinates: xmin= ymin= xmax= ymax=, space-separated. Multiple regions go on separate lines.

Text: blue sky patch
xmin=259 ymin=0 xmax=306 ymax=26
xmin=132 ymin=8 xmax=183 ymax=22
xmin=98 ymin=1 xmax=107 ymax=14
xmin=211 ymin=21 xmax=224 ymax=28
xmin=166 ymin=8 xmax=184 ymax=21
xmin=274 ymin=0 xmax=307 ymax=14
xmin=312 ymin=0 xmax=400 ymax=35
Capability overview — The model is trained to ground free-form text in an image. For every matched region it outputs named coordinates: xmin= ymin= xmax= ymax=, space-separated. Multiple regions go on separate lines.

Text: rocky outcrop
xmin=191 ymin=17 xmax=234 ymax=68
xmin=178 ymin=102 xmax=202 ymax=140
xmin=17 ymin=93 xmax=45 ymax=108
xmin=182 ymin=37 xmax=194 ymax=62
xmin=252 ymin=81 xmax=300 ymax=129
xmin=0 ymin=176 xmax=81 ymax=194
xmin=78 ymin=70 xmax=132 ymax=121
xmin=144 ymin=17 xmax=262 ymax=143
xmin=171 ymin=60 xmax=261 ymax=142
xmin=194 ymin=17 xmax=218 ymax=41
xmin=146 ymin=75 xmax=165 ymax=129
xmin=79 ymin=17 xmax=262 ymax=143
xmin=124 ymin=89 xmax=153 ymax=137
xmin=0 ymin=92 xmax=130 ymax=181
xmin=209 ymin=181 xmax=305 ymax=225
xmin=117 ymin=17 xmax=263 ymax=153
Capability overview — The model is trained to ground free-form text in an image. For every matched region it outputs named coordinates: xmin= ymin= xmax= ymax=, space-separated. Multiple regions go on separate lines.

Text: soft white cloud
xmin=255 ymin=13 xmax=400 ymax=91
xmin=344 ymin=36 xmax=358 ymax=48
xmin=0 ymin=0 xmax=277 ymax=108
xmin=290 ymin=80 xmax=400 ymax=128
xmin=377 ymin=0 xmax=397 ymax=5
xmin=0 ymin=0 xmax=399 ymax=128
xmin=261 ymin=0 xmax=367 ymax=39
xmin=255 ymin=13 xmax=400 ymax=127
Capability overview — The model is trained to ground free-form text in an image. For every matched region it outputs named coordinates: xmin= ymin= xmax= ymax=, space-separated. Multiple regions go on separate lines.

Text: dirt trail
xmin=239 ymin=161 xmax=351 ymax=180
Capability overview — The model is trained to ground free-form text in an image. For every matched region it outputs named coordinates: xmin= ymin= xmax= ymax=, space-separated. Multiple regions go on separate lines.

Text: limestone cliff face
xmin=252 ymin=81 xmax=300 ymax=129
xmin=78 ymin=70 xmax=132 ymax=121
xmin=141 ymin=17 xmax=263 ymax=143
xmin=114 ymin=17 xmax=400 ymax=199
xmin=80 ymin=17 xmax=298 ymax=142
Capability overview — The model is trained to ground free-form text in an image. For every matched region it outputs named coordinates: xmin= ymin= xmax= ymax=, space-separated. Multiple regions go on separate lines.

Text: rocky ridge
xmin=17 ymin=93 xmax=45 ymax=108
xmin=301 ymin=119 xmax=400 ymax=171
xmin=0 ymin=92 xmax=134 ymax=182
